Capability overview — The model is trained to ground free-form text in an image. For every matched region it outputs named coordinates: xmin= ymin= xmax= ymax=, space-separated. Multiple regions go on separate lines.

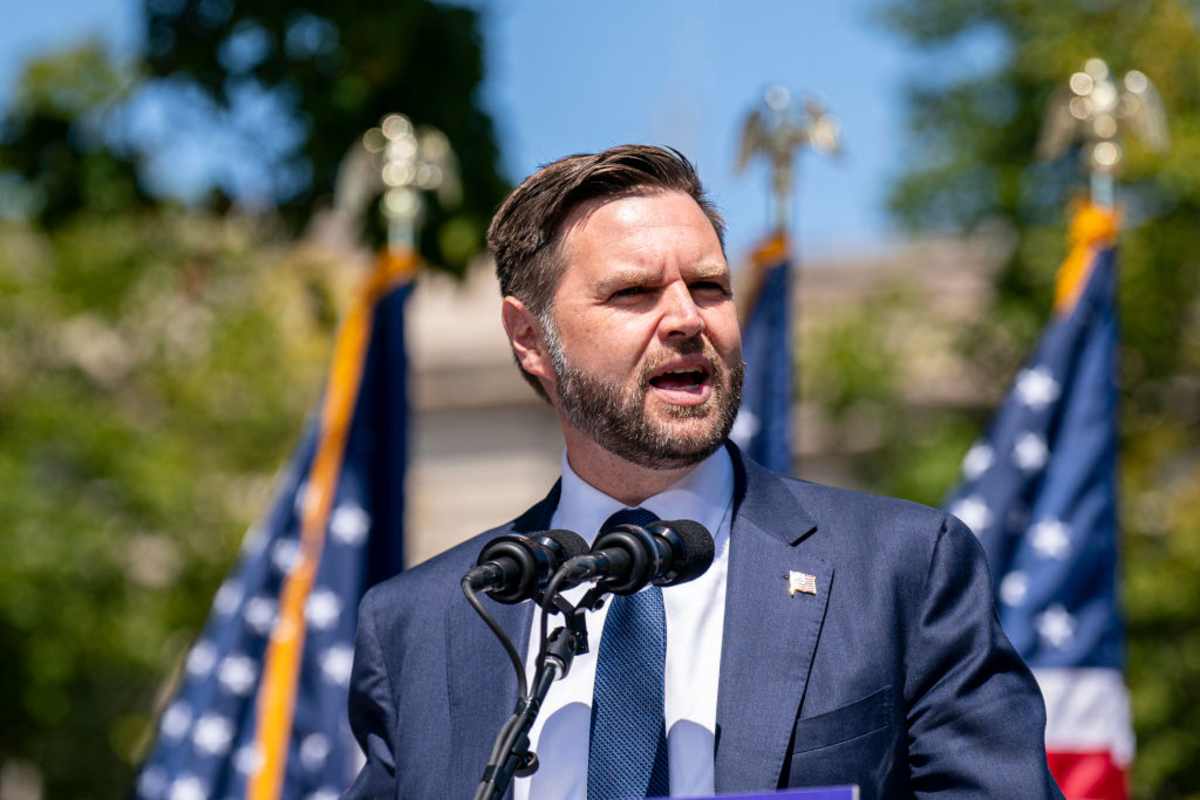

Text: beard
xmin=543 ymin=321 xmax=745 ymax=470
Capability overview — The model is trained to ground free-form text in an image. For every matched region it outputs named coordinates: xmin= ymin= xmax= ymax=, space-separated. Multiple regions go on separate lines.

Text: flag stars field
xmin=160 ymin=702 xmax=192 ymax=739
xmin=193 ymin=714 xmax=235 ymax=756
xmin=1015 ymin=367 xmax=1061 ymax=410
xmin=330 ymin=503 xmax=370 ymax=545
xmin=137 ymin=767 xmax=168 ymax=799
xmin=243 ymin=596 xmax=277 ymax=635
xmin=320 ymin=645 xmax=355 ymax=686
xmin=961 ymin=442 xmax=994 ymax=479
xmin=241 ymin=526 xmax=266 ymax=556
xmin=300 ymin=732 xmax=332 ymax=770
xmin=218 ymin=654 xmax=258 ymax=695
xmin=1000 ymin=571 xmax=1029 ymax=606
xmin=306 ymin=589 xmax=342 ymax=630
xmin=213 ymin=580 xmax=242 ymax=615
xmin=1031 ymin=519 xmax=1072 ymax=559
xmin=168 ymin=775 xmax=205 ymax=800
xmin=941 ymin=221 xmax=1132 ymax=794
xmin=730 ymin=409 xmax=761 ymax=442
xmin=133 ymin=271 xmax=413 ymax=795
xmin=185 ymin=640 xmax=217 ymax=677
xmin=304 ymin=789 xmax=341 ymax=800
xmin=1036 ymin=605 xmax=1077 ymax=649
xmin=730 ymin=243 xmax=793 ymax=472
xmin=234 ymin=744 xmax=263 ymax=775
xmin=949 ymin=495 xmax=993 ymax=535
xmin=272 ymin=538 xmax=302 ymax=574
xmin=1013 ymin=431 xmax=1049 ymax=471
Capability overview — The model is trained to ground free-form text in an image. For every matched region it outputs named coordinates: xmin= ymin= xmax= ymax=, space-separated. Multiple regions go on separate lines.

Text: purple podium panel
xmin=658 ymin=788 xmax=858 ymax=800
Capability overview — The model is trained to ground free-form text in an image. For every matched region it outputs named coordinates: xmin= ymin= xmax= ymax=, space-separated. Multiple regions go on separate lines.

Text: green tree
xmin=141 ymin=0 xmax=509 ymax=272
xmin=0 ymin=42 xmax=149 ymax=227
xmin=871 ymin=1 xmax=1200 ymax=796
xmin=0 ymin=206 xmax=354 ymax=797
xmin=0 ymin=3 xmax=510 ymax=789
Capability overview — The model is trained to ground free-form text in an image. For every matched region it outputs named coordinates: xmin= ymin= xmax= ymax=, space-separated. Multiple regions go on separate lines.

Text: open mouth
xmin=647 ymin=360 xmax=713 ymax=401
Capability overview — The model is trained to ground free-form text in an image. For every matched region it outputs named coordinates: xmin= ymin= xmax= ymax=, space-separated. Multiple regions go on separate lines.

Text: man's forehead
xmin=557 ymin=191 xmax=725 ymax=273
xmin=562 ymin=186 xmax=704 ymax=232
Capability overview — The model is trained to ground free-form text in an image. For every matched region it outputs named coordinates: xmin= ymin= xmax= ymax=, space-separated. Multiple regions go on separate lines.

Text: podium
xmin=678 ymin=789 xmax=858 ymax=800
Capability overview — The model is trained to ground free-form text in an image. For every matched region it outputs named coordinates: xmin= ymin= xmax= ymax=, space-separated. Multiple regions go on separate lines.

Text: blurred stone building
xmin=404 ymin=238 xmax=1005 ymax=566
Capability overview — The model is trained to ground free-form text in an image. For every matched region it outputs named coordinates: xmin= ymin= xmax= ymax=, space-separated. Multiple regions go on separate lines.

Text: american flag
xmin=135 ymin=251 xmax=415 ymax=800
xmin=945 ymin=204 xmax=1133 ymax=799
xmin=731 ymin=234 xmax=794 ymax=473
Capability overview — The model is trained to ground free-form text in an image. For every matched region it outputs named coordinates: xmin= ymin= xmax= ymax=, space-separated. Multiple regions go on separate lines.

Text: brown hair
xmin=487 ymin=144 xmax=725 ymax=399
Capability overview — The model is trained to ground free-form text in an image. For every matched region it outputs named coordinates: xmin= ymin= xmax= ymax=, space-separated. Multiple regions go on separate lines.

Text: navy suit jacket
xmin=343 ymin=446 xmax=1063 ymax=799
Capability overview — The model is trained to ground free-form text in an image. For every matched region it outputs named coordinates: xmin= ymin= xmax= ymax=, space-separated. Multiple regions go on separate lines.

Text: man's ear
xmin=501 ymin=296 xmax=555 ymax=389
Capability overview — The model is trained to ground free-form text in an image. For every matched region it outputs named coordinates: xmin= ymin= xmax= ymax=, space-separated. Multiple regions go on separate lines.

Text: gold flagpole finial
xmin=1037 ymin=58 xmax=1169 ymax=208
xmin=331 ymin=113 xmax=461 ymax=256
xmin=736 ymin=85 xmax=841 ymax=235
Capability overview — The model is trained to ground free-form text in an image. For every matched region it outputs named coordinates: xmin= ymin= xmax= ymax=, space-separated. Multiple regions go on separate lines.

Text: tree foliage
xmin=0 ymin=42 xmax=150 ymax=227
xmin=0 ymin=3 xmax=508 ymax=792
xmin=141 ymin=0 xmax=509 ymax=272
xmin=866 ymin=1 xmax=1200 ymax=796
xmin=0 ymin=0 xmax=508 ymax=274
xmin=0 ymin=207 xmax=353 ymax=796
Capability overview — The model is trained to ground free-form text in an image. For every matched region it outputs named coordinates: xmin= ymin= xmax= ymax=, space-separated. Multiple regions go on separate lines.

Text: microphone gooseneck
xmin=459 ymin=529 xmax=585 ymax=705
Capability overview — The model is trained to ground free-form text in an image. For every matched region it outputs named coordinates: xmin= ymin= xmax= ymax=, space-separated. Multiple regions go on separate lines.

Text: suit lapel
xmin=715 ymin=451 xmax=832 ymax=793
xmin=445 ymin=483 xmax=560 ymax=800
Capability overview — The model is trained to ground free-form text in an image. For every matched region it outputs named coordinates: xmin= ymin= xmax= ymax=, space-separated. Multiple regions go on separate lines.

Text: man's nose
xmin=658 ymin=283 xmax=705 ymax=339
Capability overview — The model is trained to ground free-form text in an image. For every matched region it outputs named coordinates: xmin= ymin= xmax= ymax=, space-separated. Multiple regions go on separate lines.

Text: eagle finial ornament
xmin=737 ymin=85 xmax=841 ymax=233
xmin=331 ymin=113 xmax=461 ymax=252
xmin=1037 ymin=58 xmax=1169 ymax=207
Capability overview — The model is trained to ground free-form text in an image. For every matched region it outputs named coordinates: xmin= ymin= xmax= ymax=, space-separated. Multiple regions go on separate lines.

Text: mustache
xmin=637 ymin=336 xmax=732 ymax=388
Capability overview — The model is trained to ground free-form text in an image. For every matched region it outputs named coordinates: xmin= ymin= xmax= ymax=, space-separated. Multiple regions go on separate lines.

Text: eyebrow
xmin=595 ymin=269 xmax=657 ymax=295
xmin=688 ymin=262 xmax=731 ymax=281
xmin=596 ymin=263 xmax=729 ymax=295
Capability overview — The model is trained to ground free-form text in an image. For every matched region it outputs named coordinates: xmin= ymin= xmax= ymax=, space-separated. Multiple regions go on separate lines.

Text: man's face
xmin=542 ymin=190 xmax=744 ymax=470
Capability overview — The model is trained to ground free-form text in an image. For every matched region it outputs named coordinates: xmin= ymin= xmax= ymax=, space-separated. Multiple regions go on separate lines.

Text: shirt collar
xmin=551 ymin=446 xmax=734 ymax=545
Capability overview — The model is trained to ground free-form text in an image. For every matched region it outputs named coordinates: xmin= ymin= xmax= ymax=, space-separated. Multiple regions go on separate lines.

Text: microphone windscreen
xmin=540 ymin=529 xmax=589 ymax=560
xmin=655 ymin=519 xmax=715 ymax=585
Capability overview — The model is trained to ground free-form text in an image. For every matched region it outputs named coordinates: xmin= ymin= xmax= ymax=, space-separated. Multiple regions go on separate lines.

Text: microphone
xmin=566 ymin=519 xmax=714 ymax=595
xmin=464 ymin=529 xmax=589 ymax=604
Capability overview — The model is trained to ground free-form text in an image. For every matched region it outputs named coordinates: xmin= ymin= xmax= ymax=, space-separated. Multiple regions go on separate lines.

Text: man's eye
xmin=691 ymin=281 xmax=730 ymax=296
xmin=611 ymin=286 xmax=647 ymax=299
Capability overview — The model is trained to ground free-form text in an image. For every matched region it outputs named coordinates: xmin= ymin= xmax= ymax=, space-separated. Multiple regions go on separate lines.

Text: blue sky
xmin=0 ymin=0 xmax=972 ymax=260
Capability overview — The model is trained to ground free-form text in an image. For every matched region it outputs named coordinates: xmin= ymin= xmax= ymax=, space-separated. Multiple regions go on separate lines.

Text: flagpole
xmin=735 ymin=86 xmax=840 ymax=469
xmin=1011 ymin=69 xmax=1169 ymax=795
xmin=247 ymin=112 xmax=455 ymax=800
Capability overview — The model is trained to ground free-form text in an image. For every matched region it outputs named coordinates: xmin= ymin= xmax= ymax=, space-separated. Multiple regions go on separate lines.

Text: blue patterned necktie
xmin=587 ymin=507 xmax=670 ymax=800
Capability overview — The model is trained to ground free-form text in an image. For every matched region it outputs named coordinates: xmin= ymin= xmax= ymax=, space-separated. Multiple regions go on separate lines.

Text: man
xmin=344 ymin=146 xmax=1063 ymax=799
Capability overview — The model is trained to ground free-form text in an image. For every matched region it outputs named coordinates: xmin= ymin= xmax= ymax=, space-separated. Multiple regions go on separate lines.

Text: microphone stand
xmin=472 ymin=580 xmax=610 ymax=800
xmin=469 ymin=520 xmax=714 ymax=798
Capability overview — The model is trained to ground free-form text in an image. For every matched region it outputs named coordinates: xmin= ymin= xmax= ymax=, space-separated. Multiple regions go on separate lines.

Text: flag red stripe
xmin=1047 ymin=750 xmax=1128 ymax=800
xmin=1033 ymin=668 xmax=1134 ymax=765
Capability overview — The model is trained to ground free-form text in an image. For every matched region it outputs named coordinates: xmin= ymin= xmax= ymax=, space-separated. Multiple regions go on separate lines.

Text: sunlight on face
xmin=544 ymin=190 xmax=744 ymax=469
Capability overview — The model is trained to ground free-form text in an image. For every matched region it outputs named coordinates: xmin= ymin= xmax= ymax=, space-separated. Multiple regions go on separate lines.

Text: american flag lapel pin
xmin=788 ymin=570 xmax=817 ymax=597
